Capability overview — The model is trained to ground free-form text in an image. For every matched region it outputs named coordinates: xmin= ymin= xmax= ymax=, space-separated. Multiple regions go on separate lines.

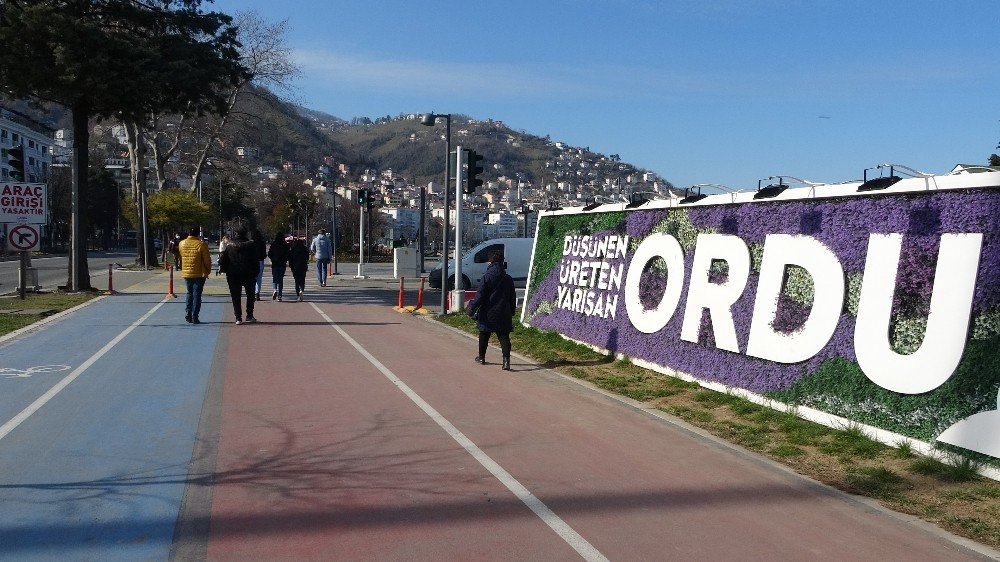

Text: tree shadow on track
xmin=0 ymin=408 xmax=825 ymax=552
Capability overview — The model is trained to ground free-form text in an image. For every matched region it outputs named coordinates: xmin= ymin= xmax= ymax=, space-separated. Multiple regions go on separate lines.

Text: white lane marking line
xmin=310 ymin=302 xmax=608 ymax=562
xmin=0 ymin=299 xmax=168 ymax=442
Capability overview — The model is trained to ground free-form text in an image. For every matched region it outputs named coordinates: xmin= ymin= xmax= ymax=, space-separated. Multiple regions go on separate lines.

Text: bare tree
xmin=129 ymin=11 xmax=297 ymax=196
xmin=188 ymin=11 xmax=298 ymax=190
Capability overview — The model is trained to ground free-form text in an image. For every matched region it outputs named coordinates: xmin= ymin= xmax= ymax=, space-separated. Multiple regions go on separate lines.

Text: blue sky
xmin=211 ymin=0 xmax=998 ymax=189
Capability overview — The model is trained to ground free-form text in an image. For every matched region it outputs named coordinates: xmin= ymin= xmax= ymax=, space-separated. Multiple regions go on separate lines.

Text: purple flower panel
xmin=526 ymin=189 xmax=1000 ymax=395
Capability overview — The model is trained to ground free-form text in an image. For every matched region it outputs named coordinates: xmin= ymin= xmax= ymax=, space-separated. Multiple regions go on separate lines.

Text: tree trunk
xmin=125 ymin=120 xmax=157 ymax=267
xmin=146 ymin=113 xmax=185 ymax=191
xmin=68 ymin=103 xmax=92 ymax=291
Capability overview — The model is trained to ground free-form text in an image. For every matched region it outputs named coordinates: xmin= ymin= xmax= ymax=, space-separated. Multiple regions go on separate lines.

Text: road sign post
xmin=8 ymin=224 xmax=41 ymax=300
xmin=0 ymin=182 xmax=48 ymax=225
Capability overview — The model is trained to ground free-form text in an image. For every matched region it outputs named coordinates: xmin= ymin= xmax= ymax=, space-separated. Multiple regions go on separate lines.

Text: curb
xmin=0 ymin=293 xmax=108 ymax=346
xmin=419 ymin=315 xmax=1000 ymax=561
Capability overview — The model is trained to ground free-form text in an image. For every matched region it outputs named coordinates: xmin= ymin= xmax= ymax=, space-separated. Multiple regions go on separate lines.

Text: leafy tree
xmin=202 ymin=174 xmax=254 ymax=239
xmin=990 ymin=154 xmax=999 ymax=167
xmin=87 ymin=162 xmax=123 ymax=251
xmin=146 ymin=189 xmax=212 ymax=233
xmin=48 ymin=152 xmax=123 ymax=252
xmin=0 ymin=0 xmax=244 ymax=288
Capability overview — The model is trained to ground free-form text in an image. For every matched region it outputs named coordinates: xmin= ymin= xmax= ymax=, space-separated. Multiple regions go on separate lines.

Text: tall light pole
xmin=418 ymin=186 xmax=426 ymax=273
xmin=420 ymin=112 xmax=451 ymax=314
xmin=331 ymin=184 xmax=338 ymax=275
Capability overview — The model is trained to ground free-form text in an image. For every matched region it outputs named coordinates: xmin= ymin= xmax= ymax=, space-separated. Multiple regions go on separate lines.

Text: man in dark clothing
xmin=218 ymin=226 xmax=260 ymax=324
xmin=467 ymin=249 xmax=517 ymax=370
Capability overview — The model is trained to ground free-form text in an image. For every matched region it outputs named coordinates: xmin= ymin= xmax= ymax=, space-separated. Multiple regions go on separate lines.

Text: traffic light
xmin=356 ymin=188 xmax=368 ymax=205
xmin=6 ymin=146 xmax=24 ymax=182
xmin=465 ymin=149 xmax=484 ymax=194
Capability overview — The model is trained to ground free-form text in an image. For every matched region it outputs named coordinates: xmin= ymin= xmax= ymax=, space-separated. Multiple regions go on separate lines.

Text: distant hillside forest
xmin=3 ymin=91 xmax=664 ymax=190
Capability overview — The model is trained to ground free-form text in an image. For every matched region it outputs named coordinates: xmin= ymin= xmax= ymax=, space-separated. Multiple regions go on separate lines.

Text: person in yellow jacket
xmin=178 ymin=226 xmax=212 ymax=324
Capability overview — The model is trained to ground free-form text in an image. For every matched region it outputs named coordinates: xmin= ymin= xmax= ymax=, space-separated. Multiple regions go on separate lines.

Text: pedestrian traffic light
xmin=6 ymin=146 xmax=24 ymax=182
xmin=356 ymin=188 xmax=368 ymax=205
xmin=465 ymin=149 xmax=484 ymax=194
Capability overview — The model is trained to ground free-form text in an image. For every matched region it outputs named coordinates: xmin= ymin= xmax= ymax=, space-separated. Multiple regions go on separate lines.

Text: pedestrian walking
xmin=217 ymin=226 xmax=259 ymax=324
xmin=466 ymin=249 xmax=517 ymax=370
xmin=252 ymin=228 xmax=267 ymax=301
xmin=217 ymin=234 xmax=230 ymax=274
xmin=288 ymin=237 xmax=309 ymax=301
xmin=178 ymin=226 xmax=212 ymax=324
xmin=310 ymin=229 xmax=332 ymax=287
xmin=267 ymin=231 xmax=290 ymax=301
xmin=168 ymin=233 xmax=182 ymax=270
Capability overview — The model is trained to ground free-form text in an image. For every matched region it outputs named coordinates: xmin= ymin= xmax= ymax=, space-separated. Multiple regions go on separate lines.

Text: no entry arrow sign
xmin=8 ymin=224 xmax=40 ymax=251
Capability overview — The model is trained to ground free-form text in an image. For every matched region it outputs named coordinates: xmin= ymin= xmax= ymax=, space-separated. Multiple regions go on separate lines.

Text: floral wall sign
xmin=523 ymin=175 xmax=1000 ymax=461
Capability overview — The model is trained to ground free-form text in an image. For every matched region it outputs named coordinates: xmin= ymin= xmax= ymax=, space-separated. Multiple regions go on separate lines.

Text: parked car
xmin=428 ymin=238 xmax=534 ymax=290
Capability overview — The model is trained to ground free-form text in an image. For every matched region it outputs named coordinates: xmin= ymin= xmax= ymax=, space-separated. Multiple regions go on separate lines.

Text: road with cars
xmin=0 ymin=251 xmax=148 ymax=295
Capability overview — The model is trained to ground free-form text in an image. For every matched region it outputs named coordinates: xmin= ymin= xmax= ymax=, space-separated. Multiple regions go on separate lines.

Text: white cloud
xmin=292 ymin=49 xmax=589 ymax=98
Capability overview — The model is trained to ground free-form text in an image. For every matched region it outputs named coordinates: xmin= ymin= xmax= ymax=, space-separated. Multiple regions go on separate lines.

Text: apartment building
xmin=1 ymin=109 xmax=53 ymax=183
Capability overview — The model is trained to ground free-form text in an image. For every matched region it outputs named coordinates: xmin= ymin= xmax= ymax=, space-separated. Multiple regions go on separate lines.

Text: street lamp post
xmin=331 ymin=186 xmax=338 ymax=275
xmin=420 ymin=112 xmax=451 ymax=314
xmin=418 ymin=186 xmax=426 ymax=273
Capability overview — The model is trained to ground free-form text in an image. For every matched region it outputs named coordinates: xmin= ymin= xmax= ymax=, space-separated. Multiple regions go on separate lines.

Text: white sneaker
xmin=297 ymin=294 xmax=303 ymax=302
xmin=235 ymin=319 xmax=243 ymax=325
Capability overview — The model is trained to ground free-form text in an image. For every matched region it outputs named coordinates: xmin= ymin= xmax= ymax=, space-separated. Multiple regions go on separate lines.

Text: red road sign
xmin=0 ymin=182 xmax=48 ymax=224
xmin=8 ymin=224 xmax=40 ymax=251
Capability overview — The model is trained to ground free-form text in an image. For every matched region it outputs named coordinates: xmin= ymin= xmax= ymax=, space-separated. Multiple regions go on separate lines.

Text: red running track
xmin=194 ymin=290 xmax=991 ymax=561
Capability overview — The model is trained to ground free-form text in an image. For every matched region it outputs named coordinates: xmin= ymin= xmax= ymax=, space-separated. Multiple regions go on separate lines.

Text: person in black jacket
xmin=287 ymin=237 xmax=310 ymax=302
xmin=252 ymin=228 xmax=267 ymax=301
xmin=467 ymin=249 xmax=517 ymax=370
xmin=267 ymin=232 xmax=290 ymax=301
xmin=218 ymin=226 xmax=260 ymax=324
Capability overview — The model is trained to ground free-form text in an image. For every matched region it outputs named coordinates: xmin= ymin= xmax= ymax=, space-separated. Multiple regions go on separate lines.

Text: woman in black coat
xmin=267 ymin=232 xmax=290 ymax=301
xmin=287 ymin=237 xmax=310 ymax=301
xmin=467 ymin=249 xmax=517 ymax=370
xmin=218 ymin=226 xmax=260 ymax=324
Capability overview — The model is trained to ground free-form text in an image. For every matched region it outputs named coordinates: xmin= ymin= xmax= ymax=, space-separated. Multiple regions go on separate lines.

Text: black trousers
xmin=478 ymin=330 xmax=511 ymax=359
xmin=291 ymin=268 xmax=306 ymax=294
xmin=226 ymin=275 xmax=256 ymax=320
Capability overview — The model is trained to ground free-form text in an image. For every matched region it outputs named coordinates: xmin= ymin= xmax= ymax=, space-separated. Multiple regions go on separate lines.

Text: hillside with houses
xmin=2 ymin=93 xmax=675 ymax=252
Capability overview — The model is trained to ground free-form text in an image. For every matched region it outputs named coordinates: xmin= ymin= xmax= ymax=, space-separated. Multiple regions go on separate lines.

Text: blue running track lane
xmin=0 ymin=293 xmax=225 ymax=561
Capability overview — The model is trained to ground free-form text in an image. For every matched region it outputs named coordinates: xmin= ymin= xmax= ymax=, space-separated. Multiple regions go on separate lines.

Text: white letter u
xmin=854 ymin=233 xmax=983 ymax=394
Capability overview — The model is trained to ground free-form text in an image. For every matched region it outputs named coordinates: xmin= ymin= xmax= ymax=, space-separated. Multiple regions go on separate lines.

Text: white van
xmin=428 ymin=238 xmax=534 ymax=290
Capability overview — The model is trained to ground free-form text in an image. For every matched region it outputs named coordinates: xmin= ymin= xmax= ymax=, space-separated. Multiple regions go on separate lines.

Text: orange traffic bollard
xmin=167 ymin=265 xmax=177 ymax=298
xmin=397 ymin=276 xmax=405 ymax=308
xmin=416 ymin=277 xmax=425 ymax=310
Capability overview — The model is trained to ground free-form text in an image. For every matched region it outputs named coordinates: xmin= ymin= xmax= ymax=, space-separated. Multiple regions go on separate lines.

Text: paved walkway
xmin=0 ymin=269 xmax=996 ymax=561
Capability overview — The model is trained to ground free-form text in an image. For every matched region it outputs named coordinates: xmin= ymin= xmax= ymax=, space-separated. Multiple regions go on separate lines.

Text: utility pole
xmin=355 ymin=188 xmax=367 ymax=279
xmin=452 ymin=146 xmax=464 ymax=312
xmin=419 ymin=186 xmax=426 ymax=273
xmin=331 ymin=187 xmax=338 ymax=275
